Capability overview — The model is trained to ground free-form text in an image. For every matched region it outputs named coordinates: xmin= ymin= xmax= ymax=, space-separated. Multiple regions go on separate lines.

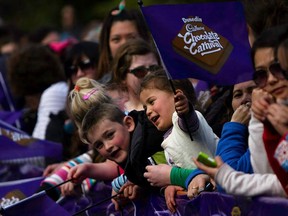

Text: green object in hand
xmin=197 ymin=152 xmax=217 ymax=168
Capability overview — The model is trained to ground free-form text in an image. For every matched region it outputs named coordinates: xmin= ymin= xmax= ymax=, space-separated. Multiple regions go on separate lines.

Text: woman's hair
xmin=251 ymin=24 xmax=288 ymax=68
xmin=97 ymin=8 xmax=150 ymax=80
xmin=140 ymin=69 xmax=197 ymax=106
xmin=8 ymin=44 xmax=65 ymax=97
xmin=68 ymin=77 xmax=112 ymax=128
xmin=80 ymin=102 xmax=126 ymax=145
xmin=110 ymin=38 xmax=160 ymax=84
xmin=64 ymin=41 xmax=100 ymax=80
xmin=242 ymin=0 xmax=288 ymax=39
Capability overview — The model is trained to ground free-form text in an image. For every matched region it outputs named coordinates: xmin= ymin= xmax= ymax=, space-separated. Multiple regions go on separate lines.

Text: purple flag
xmin=0 ymin=72 xmax=16 ymax=112
xmin=0 ymin=177 xmax=45 ymax=208
xmin=140 ymin=1 xmax=253 ymax=85
xmin=1 ymin=191 xmax=71 ymax=216
xmin=0 ymin=111 xmax=22 ymax=126
xmin=0 ymin=121 xmax=62 ymax=161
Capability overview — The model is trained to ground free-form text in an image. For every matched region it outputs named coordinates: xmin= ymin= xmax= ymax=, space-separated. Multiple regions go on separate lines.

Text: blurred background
xmin=0 ymin=0 xmax=212 ymax=33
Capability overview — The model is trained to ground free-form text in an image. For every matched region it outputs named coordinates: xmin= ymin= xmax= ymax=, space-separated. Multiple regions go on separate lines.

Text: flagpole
xmin=72 ymin=192 xmax=123 ymax=216
xmin=137 ymin=2 xmax=193 ymax=141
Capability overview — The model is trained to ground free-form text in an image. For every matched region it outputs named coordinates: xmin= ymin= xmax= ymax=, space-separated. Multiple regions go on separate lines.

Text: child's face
xmin=87 ymin=116 xmax=134 ymax=164
xmin=140 ymin=88 xmax=175 ymax=131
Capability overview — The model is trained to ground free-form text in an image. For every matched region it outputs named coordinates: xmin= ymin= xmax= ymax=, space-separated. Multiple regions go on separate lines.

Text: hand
xmin=112 ymin=181 xmax=142 ymax=211
xmin=193 ymin=156 xmax=223 ymax=179
xmin=251 ymin=89 xmax=274 ymax=122
xmin=60 ymin=181 xmax=82 ymax=197
xmin=187 ymin=174 xmax=212 ymax=199
xmin=43 ymin=163 xmax=64 ymax=177
xmin=111 ymin=189 xmax=122 ymax=211
xmin=164 ymin=185 xmax=184 ymax=214
xmin=120 ymin=181 xmax=142 ymax=200
xmin=174 ymin=89 xmax=189 ymax=116
xmin=67 ymin=163 xmax=92 ymax=184
xmin=267 ymin=103 xmax=288 ymax=136
xmin=231 ymin=103 xmax=251 ymax=126
xmin=144 ymin=164 xmax=172 ymax=187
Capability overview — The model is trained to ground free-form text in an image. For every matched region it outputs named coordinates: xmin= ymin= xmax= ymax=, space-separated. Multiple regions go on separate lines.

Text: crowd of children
xmin=1 ymin=0 xmax=288 ymax=214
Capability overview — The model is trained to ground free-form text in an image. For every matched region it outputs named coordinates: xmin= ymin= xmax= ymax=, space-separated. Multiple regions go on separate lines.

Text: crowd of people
xmin=1 ymin=0 xmax=288 ymax=214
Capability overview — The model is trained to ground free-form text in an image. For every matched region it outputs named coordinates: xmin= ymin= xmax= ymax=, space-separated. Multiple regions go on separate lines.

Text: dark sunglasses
xmin=70 ymin=59 xmax=94 ymax=74
xmin=253 ymin=62 xmax=286 ymax=88
xmin=128 ymin=65 xmax=162 ymax=78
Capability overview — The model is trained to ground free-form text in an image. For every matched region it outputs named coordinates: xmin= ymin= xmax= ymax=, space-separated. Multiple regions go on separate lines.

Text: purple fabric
xmin=2 ymin=180 xmax=288 ymax=215
xmin=59 ymin=181 xmax=288 ymax=216
xmin=0 ymin=111 xmax=22 ymax=126
xmin=1 ymin=191 xmax=70 ymax=216
xmin=141 ymin=1 xmax=254 ymax=85
xmin=0 ymin=177 xmax=44 ymax=200
xmin=0 ymin=122 xmax=62 ymax=161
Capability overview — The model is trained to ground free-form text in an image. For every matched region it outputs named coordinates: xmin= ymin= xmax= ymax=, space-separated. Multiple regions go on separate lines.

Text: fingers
xmin=187 ymin=186 xmax=200 ymax=199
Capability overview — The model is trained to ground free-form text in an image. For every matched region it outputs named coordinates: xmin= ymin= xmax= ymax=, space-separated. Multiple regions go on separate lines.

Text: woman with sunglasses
xmin=193 ymin=25 xmax=288 ymax=198
xmin=109 ymin=38 xmax=161 ymax=112
xmin=64 ymin=41 xmax=100 ymax=90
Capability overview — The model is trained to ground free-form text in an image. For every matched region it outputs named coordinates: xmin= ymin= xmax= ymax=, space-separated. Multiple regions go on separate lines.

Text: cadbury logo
xmin=172 ymin=16 xmax=233 ymax=74
xmin=177 ymin=21 xmax=223 ymax=57
xmin=1 ymin=196 xmax=21 ymax=208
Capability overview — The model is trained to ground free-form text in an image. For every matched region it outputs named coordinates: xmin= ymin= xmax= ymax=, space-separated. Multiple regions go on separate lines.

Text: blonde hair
xmin=68 ymin=77 xmax=112 ymax=128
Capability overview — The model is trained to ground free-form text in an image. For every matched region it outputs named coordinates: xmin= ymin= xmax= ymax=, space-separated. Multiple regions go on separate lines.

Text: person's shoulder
xmin=42 ymin=81 xmax=68 ymax=96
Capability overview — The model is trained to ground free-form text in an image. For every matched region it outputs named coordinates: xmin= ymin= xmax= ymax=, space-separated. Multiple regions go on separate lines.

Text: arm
xmin=216 ymin=164 xmax=286 ymax=197
xmin=249 ymin=114 xmax=273 ymax=173
xmin=216 ymin=122 xmax=252 ymax=173
xmin=32 ymin=82 xmax=68 ymax=139
xmin=194 ymin=156 xmax=286 ymax=197
xmin=174 ymin=90 xmax=199 ymax=133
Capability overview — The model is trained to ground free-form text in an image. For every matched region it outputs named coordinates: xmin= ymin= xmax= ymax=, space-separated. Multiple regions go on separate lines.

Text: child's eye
xmin=94 ymin=141 xmax=104 ymax=150
xmin=107 ymin=131 xmax=114 ymax=139
xmin=148 ymin=99 xmax=155 ymax=105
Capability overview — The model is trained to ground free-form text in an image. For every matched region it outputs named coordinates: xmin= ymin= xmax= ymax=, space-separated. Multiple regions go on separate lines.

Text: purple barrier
xmin=1 ymin=180 xmax=288 ymax=215
xmin=59 ymin=181 xmax=288 ymax=216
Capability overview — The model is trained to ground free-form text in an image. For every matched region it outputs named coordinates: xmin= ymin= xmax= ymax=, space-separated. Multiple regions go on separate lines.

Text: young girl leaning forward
xmin=139 ymin=70 xmax=219 ymax=213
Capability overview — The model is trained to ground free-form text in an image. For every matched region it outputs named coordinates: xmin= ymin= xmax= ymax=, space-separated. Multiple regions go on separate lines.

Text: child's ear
xmin=175 ymin=89 xmax=183 ymax=94
xmin=123 ymin=116 xmax=135 ymax=132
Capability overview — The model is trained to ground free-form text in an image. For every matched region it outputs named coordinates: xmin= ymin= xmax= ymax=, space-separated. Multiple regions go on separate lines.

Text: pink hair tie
xmin=111 ymin=0 xmax=125 ymax=15
xmin=83 ymin=88 xmax=99 ymax=100
xmin=74 ymin=85 xmax=80 ymax=92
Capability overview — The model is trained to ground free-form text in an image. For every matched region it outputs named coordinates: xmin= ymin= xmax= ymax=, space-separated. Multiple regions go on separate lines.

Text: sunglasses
xmin=253 ymin=62 xmax=286 ymax=88
xmin=70 ymin=59 xmax=94 ymax=74
xmin=128 ymin=65 xmax=162 ymax=78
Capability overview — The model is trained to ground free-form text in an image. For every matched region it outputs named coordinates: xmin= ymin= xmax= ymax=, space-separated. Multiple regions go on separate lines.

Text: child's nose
xmin=104 ymin=141 xmax=114 ymax=152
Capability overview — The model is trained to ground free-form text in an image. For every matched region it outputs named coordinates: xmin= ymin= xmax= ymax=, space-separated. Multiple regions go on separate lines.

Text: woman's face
xmin=70 ymin=55 xmax=96 ymax=85
xmin=232 ymin=80 xmax=256 ymax=111
xmin=109 ymin=20 xmax=139 ymax=58
xmin=125 ymin=53 xmax=159 ymax=95
xmin=254 ymin=47 xmax=288 ymax=100
xmin=277 ymin=45 xmax=288 ymax=75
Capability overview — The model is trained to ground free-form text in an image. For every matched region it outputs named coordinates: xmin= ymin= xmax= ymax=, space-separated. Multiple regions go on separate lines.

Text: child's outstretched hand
xmin=192 ymin=156 xmax=223 ymax=180
xmin=67 ymin=163 xmax=92 ymax=184
xmin=174 ymin=89 xmax=189 ymax=116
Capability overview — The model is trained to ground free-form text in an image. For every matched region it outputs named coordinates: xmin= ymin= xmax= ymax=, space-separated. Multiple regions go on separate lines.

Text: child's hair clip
xmin=74 ymin=85 xmax=80 ymax=92
xmin=111 ymin=0 xmax=126 ymax=16
xmin=83 ymin=88 xmax=99 ymax=100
